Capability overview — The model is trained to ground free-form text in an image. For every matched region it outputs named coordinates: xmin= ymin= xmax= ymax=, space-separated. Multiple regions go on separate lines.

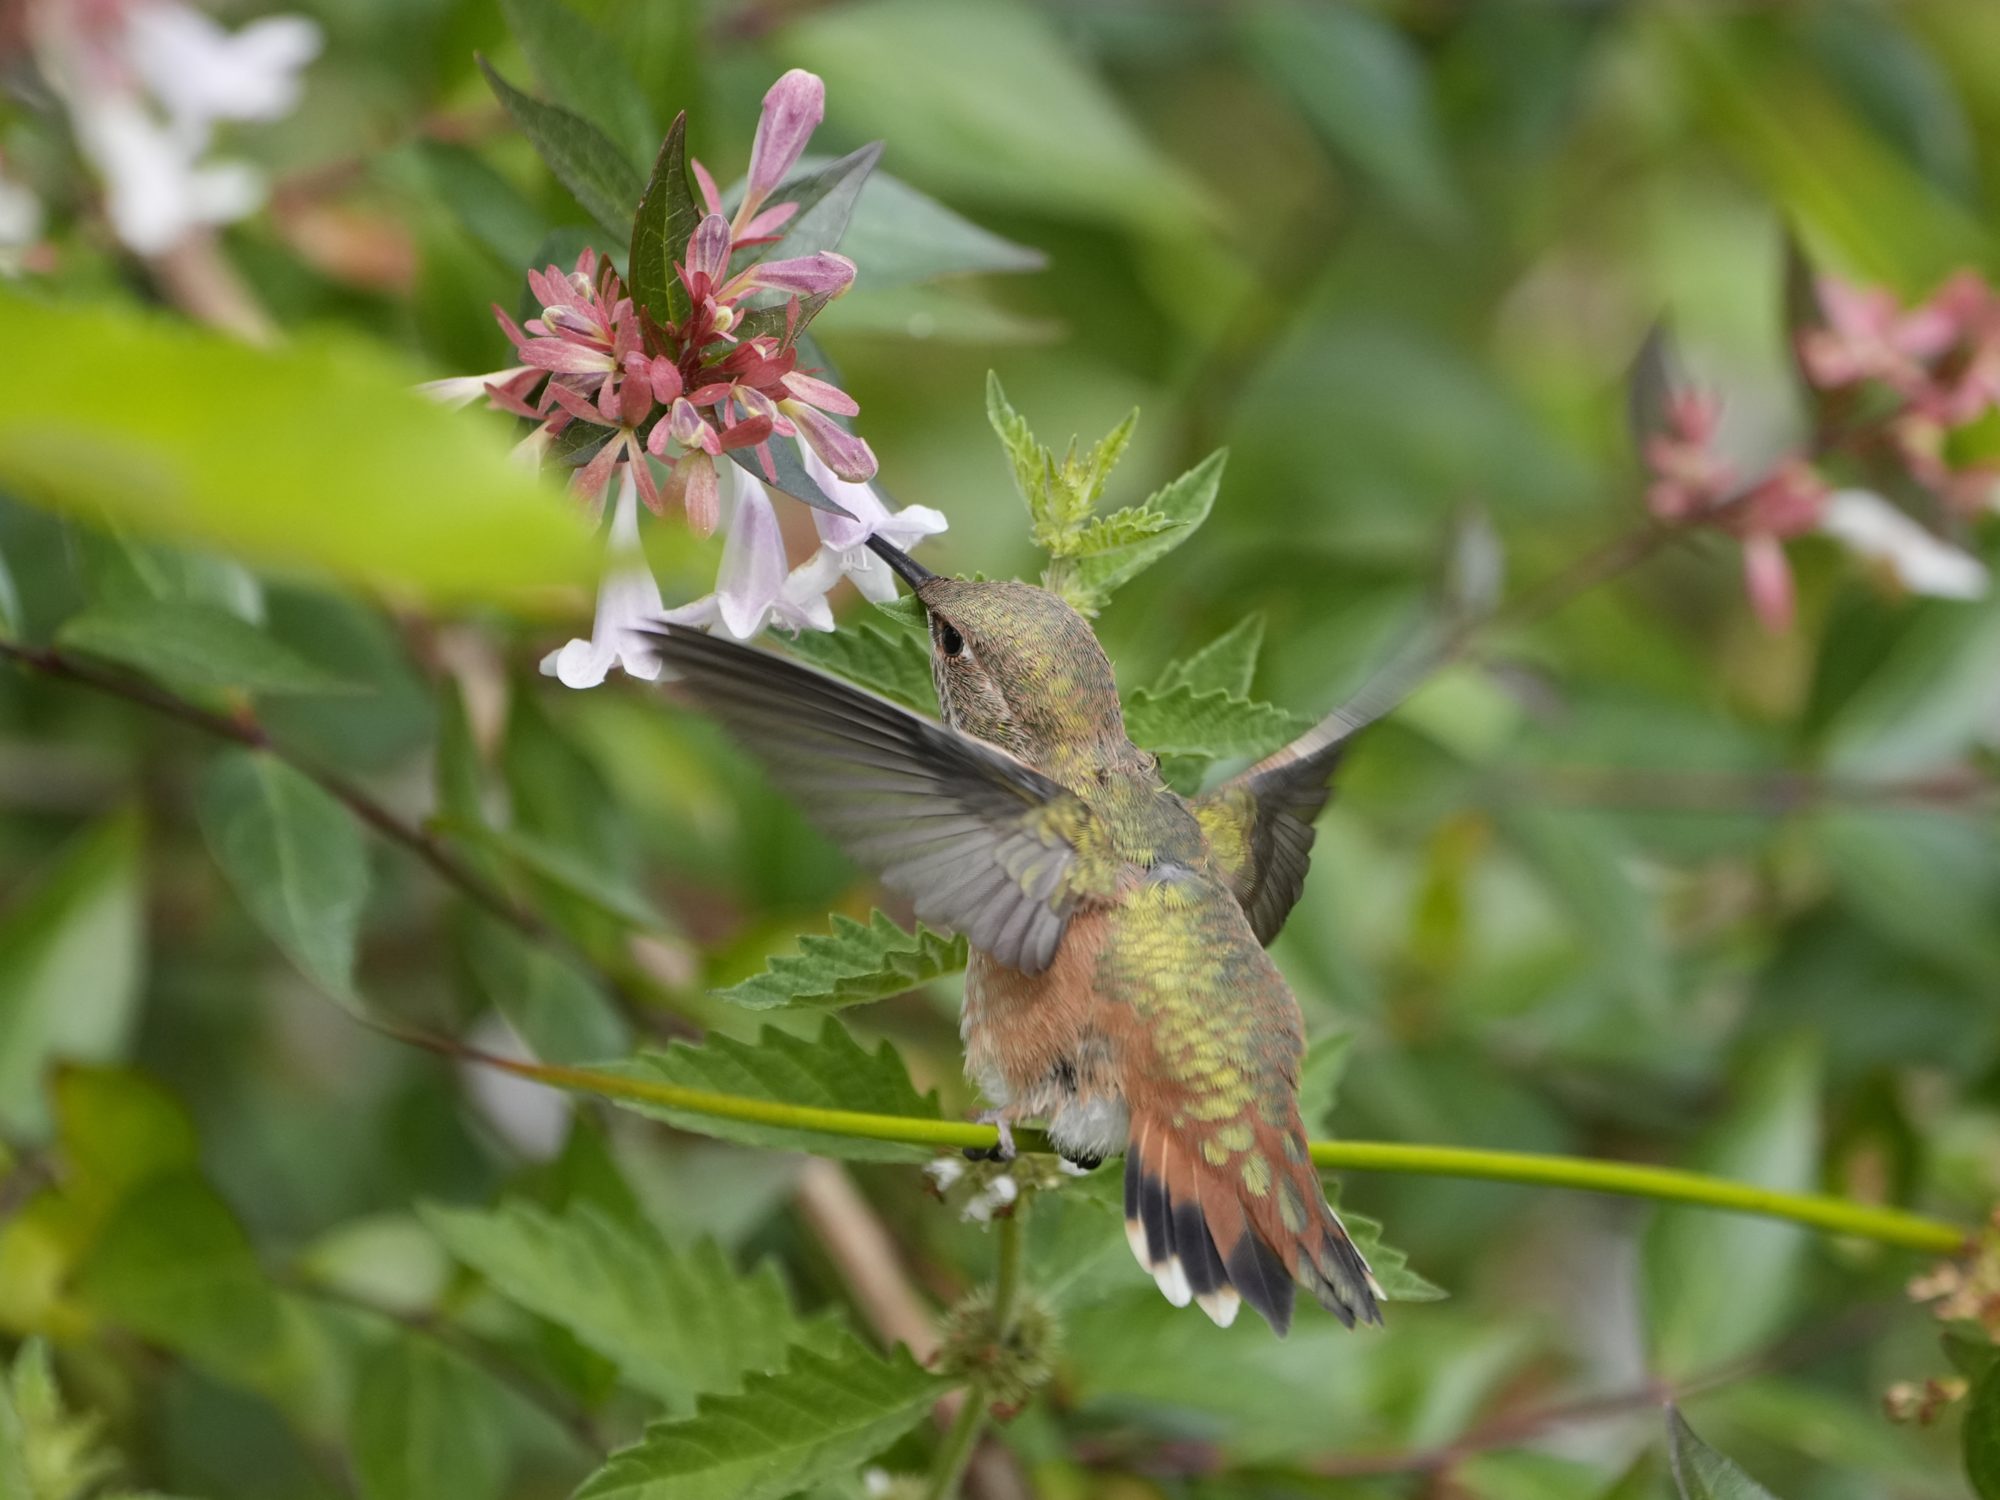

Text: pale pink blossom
xmin=661 ymin=467 xmax=838 ymax=641
xmin=540 ymin=470 xmax=669 ymax=690
xmin=801 ymin=447 xmax=946 ymax=603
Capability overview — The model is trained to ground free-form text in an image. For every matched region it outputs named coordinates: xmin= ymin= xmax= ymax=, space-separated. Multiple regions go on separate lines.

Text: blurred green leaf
xmin=463 ymin=917 xmax=627 ymax=1065
xmin=1154 ymin=615 xmax=1265 ymax=699
xmin=1124 ymin=683 xmax=1308 ymax=761
xmin=1814 ymin=810 xmax=2000 ymax=984
xmin=0 ymin=1340 xmax=121 ymax=1500
xmin=0 ymin=547 xmax=19 ymax=639
xmin=1803 ymin=3 xmax=1977 ymax=200
xmin=0 ymin=293 xmax=595 ymax=604
xmin=1341 ymin=1202 xmax=1445 ymax=1303
xmin=442 ymin=820 xmax=667 ymax=935
xmin=0 ymin=816 xmax=145 ymax=1139
xmin=67 ymin=529 xmax=263 ymax=621
xmin=572 ymin=1333 xmax=944 ymax=1500
xmin=1297 ymin=1029 xmax=1355 ymax=1134
xmin=1667 ymin=1407 xmax=1780 ymax=1499
xmin=198 ymin=752 xmax=370 ymax=1005
xmin=57 ymin=602 xmax=359 ymax=698
xmin=477 ymin=56 xmax=641 ymax=245
xmin=715 ymin=911 xmax=967 ymax=1011
xmin=349 ymin=1337 xmax=512 ymax=1500
xmin=1243 ymin=0 xmax=1461 ymax=230
xmin=628 ymin=112 xmax=697 ymax=327
xmin=423 ymin=1199 xmax=832 ymax=1410
xmin=397 ymin=142 xmax=549 ymax=271
xmin=497 ymin=0 xmax=655 ymax=168
xmin=785 ymin=617 xmax=935 ymax=713
xmin=604 ymin=1019 xmax=942 ymax=1162
xmin=1823 ymin=595 xmax=2000 ymax=774
xmin=837 ymin=171 xmax=1045 ymax=288
xmin=1969 ymin=1361 xmax=2000 ymax=1499
xmin=1643 ymin=1037 xmax=1821 ymax=1375
xmin=780 ymin=0 xmax=1209 ymax=232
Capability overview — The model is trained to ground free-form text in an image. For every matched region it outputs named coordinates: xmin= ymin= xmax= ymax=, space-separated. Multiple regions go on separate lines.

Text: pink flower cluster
xmin=476 ymin=69 xmax=873 ymax=535
xmin=1642 ymin=270 xmax=2000 ymax=631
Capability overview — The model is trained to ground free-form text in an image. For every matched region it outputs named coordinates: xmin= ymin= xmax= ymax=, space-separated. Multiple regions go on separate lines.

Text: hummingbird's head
xmin=865 ymin=535 xmax=1128 ymax=766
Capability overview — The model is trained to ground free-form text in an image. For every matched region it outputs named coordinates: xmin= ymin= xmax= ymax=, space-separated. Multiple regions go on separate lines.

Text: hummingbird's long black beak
xmin=865 ymin=534 xmax=938 ymax=592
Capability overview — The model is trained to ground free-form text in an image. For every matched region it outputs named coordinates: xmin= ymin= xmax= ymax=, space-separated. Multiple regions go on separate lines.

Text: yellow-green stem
xmin=468 ymin=1048 xmax=1970 ymax=1256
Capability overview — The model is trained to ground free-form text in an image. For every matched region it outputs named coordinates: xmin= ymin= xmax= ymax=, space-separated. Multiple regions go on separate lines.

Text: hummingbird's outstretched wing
xmin=648 ymin=625 xmax=1112 ymax=974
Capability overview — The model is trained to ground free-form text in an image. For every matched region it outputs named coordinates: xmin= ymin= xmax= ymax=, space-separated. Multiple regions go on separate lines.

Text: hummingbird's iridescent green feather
xmin=650 ymin=625 xmax=1117 ymax=974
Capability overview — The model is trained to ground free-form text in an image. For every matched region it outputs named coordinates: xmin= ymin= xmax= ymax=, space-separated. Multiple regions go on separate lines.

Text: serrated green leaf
xmin=628 ymin=112 xmax=698 ymax=327
xmin=1969 ymin=1360 xmax=2000 ymax=1499
xmin=716 ymin=912 xmax=967 ymax=1011
xmin=0 ymin=816 xmax=145 ymax=1140
xmin=1123 ymin=683 xmax=1309 ymax=762
xmin=604 ymin=1019 xmax=943 ymax=1162
xmin=422 ymin=1200 xmax=824 ymax=1410
xmin=349 ymin=1337 xmax=511 ymax=1500
xmin=197 ymin=752 xmax=370 ymax=1005
xmin=477 ymin=56 xmax=640 ymax=244
xmin=1154 ymin=615 xmax=1265 ymax=699
xmin=496 ymin=0 xmax=655 ymax=168
xmin=1055 ymin=505 xmax=1181 ymax=560
xmin=57 ymin=602 xmax=359 ymax=698
xmin=785 ymin=620 xmax=935 ymax=713
xmin=1666 ymin=1407 xmax=1781 ymax=1499
xmin=0 ymin=1340 xmax=122 ymax=1500
xmin=573 ymin=1333 xmax=944 ymax=1500
xmin=1341 ymin=1204 xmax=1445 ymax=1304
xmin=1643 ymin=1037 xmax=1820 ymax=1376
xmin=0 ymin=292 xmax=596 ymax=605
xmin=1063 ymin=449 xmax=1226 ymax=613
xmin=986 ymin=371 xmax=1044 ymax=517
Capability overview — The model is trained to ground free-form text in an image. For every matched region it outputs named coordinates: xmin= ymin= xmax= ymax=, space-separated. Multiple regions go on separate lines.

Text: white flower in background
xmin=458 ymin=1014 xmax=570 ymax=1161
xmin=540 ymin=469 xmax=670 ymax=689
xmin=1820 ymin=489 xmax=1989 ymax=600
xmin=0 ymin=161 xmax=43 ymax=276
xmin=660 ymin=465 xmax=840 ymax=642
xmin=30 ymin=0 xmax=320 ymax=256
xmin=800 ymin=445 xmax=948 ymax=604
xmin=961 ymin=1173 xmax=1017 ymax=1225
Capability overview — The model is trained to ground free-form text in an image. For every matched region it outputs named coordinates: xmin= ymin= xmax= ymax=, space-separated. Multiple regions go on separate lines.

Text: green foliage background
xmin=4 ymin=0 xmax=2000 ymax=1496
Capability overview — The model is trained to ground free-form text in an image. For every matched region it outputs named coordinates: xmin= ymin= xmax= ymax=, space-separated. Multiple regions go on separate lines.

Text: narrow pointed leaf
xmin=573 ymin=1334 xmax=944 ymax=1500
xmin=716 ymin=912 xmax=967 ymax=1011
xmin=422 ymin=1200 xmax=827 ymax=1410
xmin=496 ymin=0 xmax=656 ymax=167
xmin=478 ymin=56 xmax=641 ymax=243
xmin=629 ymin=112 xmax=698 ymax=326
xmin=836 ymin=171 xmax=1045 ymax=288
xmin=749 ymin=142 xmax=883 ymax=271
xmin=603 ymin=1019 xmax=942 ymax=1162
xmin=727 ymin=442 xmax=852 ymax=517
xmin=1153 ymin=615 xmax=1265 ymax=699
xmin=1666 ymin=1408 xmax=1781 ymax=1499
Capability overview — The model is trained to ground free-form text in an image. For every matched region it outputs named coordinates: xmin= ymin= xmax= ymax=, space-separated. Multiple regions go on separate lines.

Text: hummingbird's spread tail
xmin=1123 ymin=1115 xmax=1382 ymax=1336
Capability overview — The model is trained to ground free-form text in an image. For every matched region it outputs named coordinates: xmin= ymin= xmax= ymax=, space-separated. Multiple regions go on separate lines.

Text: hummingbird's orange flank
xmin=650 ymin=535 xmax=1384 ymax=1336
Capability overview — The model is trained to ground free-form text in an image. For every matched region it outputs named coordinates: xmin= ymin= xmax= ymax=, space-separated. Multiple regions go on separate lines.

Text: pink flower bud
xmin=1742 ymin=532 xmax=1796 ymax=634
xmin=785 ymin=401 xmax=876 ymax=481
xmin=683 ymin=453 xmax=719 ymax=536
xmin=737 ymin=251 xmax=855 ymax=300
xmin=744 ymin=69 xmax=824 ymax=214
xmin=782 ymin=370 xmax=860 ymax=417
xmin=686 ymin=213 xmax=732 ymax=290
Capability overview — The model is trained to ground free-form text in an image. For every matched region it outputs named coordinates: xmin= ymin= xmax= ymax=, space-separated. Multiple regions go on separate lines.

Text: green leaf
xmin=1643 ymin=1036 xmax=1821 ymax=1376
xmin=0 ymin=816 xmax=145 ymax=1139
xmin=0 ymin=547 xmax=19 ymax=639
xmin=1123 ymin=683 xmax=1309 ymax=762
xmin=726 ymin=439 xmax=852 ymax=517
xmin=1297 ymin=1029 xmax=1355 ymax=1135
xmin=604 ymin=1019 xmax=943 ymax=1162
xmin=1968 ymin=1360 xmax=2000 ymax=1500
xmin=496 ymin=0 xmax=655 ymax=168
xmin=716 ymin=912 xmax=967 ymax=1011
xmin=462 ymin=916 xmax=627 ymax=1065
xmin=0 ymin=1340 xmax=122 ymax=1500
xmin=785 ymin=618 xmax=935 ymax=713
xmin=778 ymin=0 xmax=1209 ymax=232
xmin=197 ymin=752 xmax=370 ymax=1005
xmin=1824 ymin=595 xmax=2000 ymax=774
xmin=573 ymin=1333 xmax=944 ymax=1500
xmin=397 ymin=141 xmax=548 ymax=271
xmin=350 ymin=1337 xmax=511 ymax=1500
xmin=0 ymin=293 xmax=596 ymax=605
xmin=1153 ymin=615 xmax=1265 ymax=699
xmin=422 ymin=1199 xmax=827 ymax=1410
xmin=1666 ymin=1407 xmax=1781 ymax=1499
xmin=477 ymin=55 xmax=641 ymax=245
xmin=57 ymin=602 xmax=359 ymax=698
xmin=628 ymin=112 xmax=698 ymax=326
xmin=751 ymin=143 xmax=883 ymax=270
xmin=1815 ymin=810 xmax=2000 ymax=984
xmin=1340 ymin=1201 xmax=1445 ymax=1304
xmin=441 ymin=820 xmax=667 ymax=935
xmin=1243 ymin=0 xmax=1460 ymax=229
xmin=1057 ymin=505 xmax=1181 ymax=559
xmin=836 ymin=171 xmax=1045 ymax=289
xmin=1064 ymin=450 xmax=1226 ymax=613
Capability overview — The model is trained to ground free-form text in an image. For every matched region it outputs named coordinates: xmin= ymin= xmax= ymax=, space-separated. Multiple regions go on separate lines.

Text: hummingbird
xmin=649 ymin=535 xmax=1384 ymax=1335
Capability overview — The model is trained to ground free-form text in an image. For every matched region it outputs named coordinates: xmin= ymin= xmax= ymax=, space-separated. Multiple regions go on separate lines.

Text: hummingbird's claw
xmin=1058 ymin=1152 xmax=1102 ymax=1174
xmin=964 ymin=1112 xmax=1017 ymax=1162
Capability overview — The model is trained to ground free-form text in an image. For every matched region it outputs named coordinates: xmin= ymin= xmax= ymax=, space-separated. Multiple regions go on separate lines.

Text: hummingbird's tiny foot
xmin=963 ymin=1111 xmax=1017 ymax=1162
xmin=1058 ymin=1152 xmax=1102 ymax=1175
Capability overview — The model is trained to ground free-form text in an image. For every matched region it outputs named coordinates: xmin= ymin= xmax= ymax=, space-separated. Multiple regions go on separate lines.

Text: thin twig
xmin=1501 ymin=764 xmax=1999 ymax=816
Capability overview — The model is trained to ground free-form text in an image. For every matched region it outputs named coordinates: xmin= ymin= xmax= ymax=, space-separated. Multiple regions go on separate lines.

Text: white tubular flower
xmin=800 ymin=445 xmax=948 ymax=604
xmin=540 ymin=469 xmax=669 ymax=689
xmin=663 ymin=465 xmax=838 ymax=641
xmin=1820 ymin=489 xmax=1989 ymax=600
xmin=0 ymin=163 xmax=43 ymax=276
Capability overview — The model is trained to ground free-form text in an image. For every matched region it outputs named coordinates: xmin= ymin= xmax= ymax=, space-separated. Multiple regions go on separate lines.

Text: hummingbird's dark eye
xmin=937 ymin=622 xmax=965 ymax=658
